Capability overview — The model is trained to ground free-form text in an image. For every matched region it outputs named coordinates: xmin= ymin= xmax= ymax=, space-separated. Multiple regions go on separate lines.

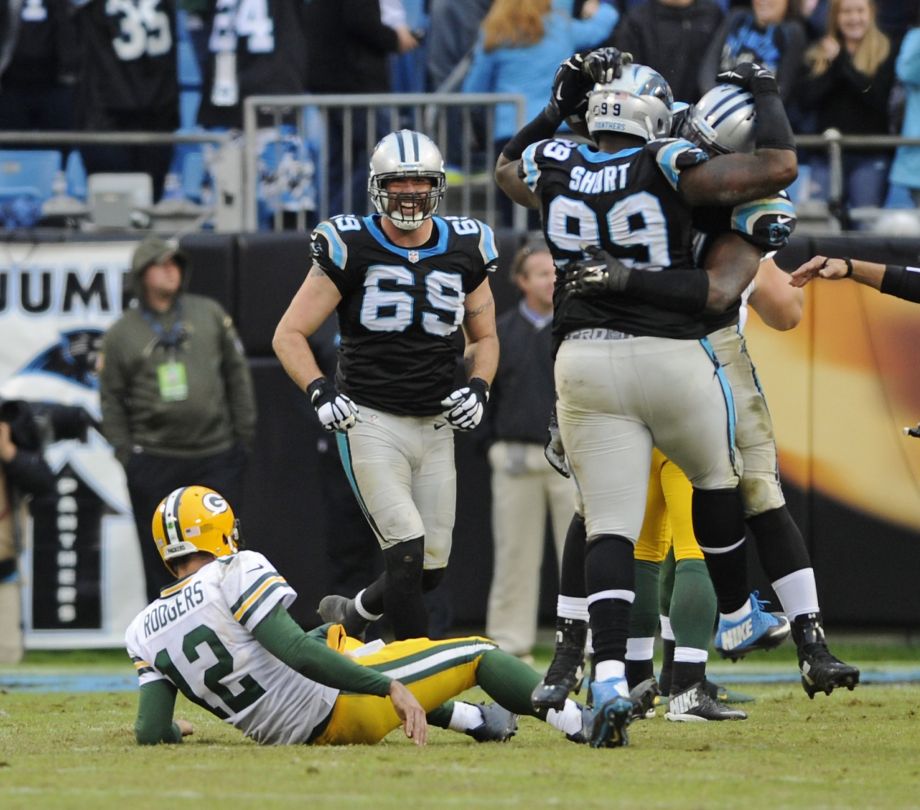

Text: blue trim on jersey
xmin=656 ymin=139 xmax=701 ymax=191
xmin=576 ymin=145 xmax=641 ymax=163
xmin=731 ymin=196 xmax=797 ymax=235
xmin=314 ymin=221 xmax=347 ymax=269
xmin=363 ymin=215 xmax=450 ymax=259
xmin=699 ymin=336 xmax=738 ymax=469
xmin=522 ymin=143 xmax=541 ymax=191
xmin=336 ymin=432 xmax=386 ymax=542
xmin=479 ymin=221 xmax=499 ymax=265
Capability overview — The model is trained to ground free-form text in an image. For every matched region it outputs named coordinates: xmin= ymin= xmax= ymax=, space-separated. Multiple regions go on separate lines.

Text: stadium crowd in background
xmin=2 ymin=0 xmax=920 ymax=216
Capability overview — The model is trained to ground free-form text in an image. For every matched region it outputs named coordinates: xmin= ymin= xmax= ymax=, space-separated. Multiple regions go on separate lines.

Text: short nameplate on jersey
xmin=157 ymin=361 xmax=189 ymax=402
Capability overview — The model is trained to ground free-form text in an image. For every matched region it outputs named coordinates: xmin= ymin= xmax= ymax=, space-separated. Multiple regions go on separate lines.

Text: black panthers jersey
xmin=198 ymin=0 xmax=309 ymax=129
xmin=72 ymin=0 xmax=178 ymax=119
xmin=310 ymin=214 xmax=498 ymax=416
xmin=522 ymin=137 xmax=712 ymax=341
xmin=4 ymin=0 xmax=79 ymax=87
xmin=694 ymin=191 xmax=798 ymax=331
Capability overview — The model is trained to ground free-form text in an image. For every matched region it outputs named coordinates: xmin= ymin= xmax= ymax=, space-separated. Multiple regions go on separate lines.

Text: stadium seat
xmin=87 ymin=173 xmax=153 ymax=228
xmin=0 ymin=151 xmax=62 ymax=227
xmin=0 ymin=151 xmax=62 ymax=199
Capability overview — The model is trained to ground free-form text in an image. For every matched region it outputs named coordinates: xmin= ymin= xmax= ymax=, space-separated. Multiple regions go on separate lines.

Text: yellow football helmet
xmin=151 ymin=486 xmax=239 ymax=575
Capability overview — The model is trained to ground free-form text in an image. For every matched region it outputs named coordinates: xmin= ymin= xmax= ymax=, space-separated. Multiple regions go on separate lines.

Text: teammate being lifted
xmin=274 ymin=130 xmax=499 ymax=641
xmin=495 ymin=51 xmax=797 ymax=746
xmin=537 ymin=78 xmax=858 ymax=716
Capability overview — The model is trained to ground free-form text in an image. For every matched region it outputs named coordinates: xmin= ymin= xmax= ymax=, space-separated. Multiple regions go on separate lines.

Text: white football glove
xmin=439 ymin=378 xmax=489 ymax=431
xmin=307 ymin=377 xmax=360 ymax=433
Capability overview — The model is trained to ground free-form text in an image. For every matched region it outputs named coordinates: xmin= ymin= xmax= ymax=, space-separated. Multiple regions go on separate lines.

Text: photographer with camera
xmin=0 ymin=401 xmax=56 ymax=663
xmin=99 ymin=236 xmax=256 ymax=603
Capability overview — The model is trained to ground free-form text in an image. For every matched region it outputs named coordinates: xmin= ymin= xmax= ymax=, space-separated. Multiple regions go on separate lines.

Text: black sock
xmin=747 ymin=506 xmax=812 ymax=581
xmin=693 ymin=488 xmax=749 ymax=614
xmin=659 ymin=638 xmax=675 ymax=695
xmin=671 ymin=661 xmax=706 ymax=693
xmin=358 ymin=572 xmax=387 ymax=616
xmin=559 ymin=513 xmax=587 ymax=599
xmin=584 ymin=534 xmax=634 ymax=666
xmin=625 ymin=659 xmax=655 ymax=689
xmin=382 ymin=537 xmax=428 ymax=639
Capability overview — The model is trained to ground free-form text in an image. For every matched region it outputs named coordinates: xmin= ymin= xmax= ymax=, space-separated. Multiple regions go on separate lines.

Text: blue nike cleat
xmin=715 ymin=591 xmax=791 ymax=662
xmin=587 ymin=677 xmax=634 ymax=748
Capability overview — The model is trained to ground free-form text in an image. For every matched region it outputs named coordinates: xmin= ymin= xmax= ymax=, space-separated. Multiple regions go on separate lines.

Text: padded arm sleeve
xmin=252 ymin=605 xmax=392 ymax=696
xmin=881 ymin=265 xmax=920 ymax=304
xmin=624 ymin=268 xmax=710 ymax=315
xmin=135 ymin=681 xmax=183 ymax=745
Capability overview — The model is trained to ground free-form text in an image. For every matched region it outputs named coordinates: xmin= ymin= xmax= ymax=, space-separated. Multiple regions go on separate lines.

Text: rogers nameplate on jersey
xmin=143 ymin=582 xmax=205 ymax=637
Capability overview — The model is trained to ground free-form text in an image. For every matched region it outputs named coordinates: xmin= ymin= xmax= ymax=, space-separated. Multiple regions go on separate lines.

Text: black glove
xmin=543 ymin=409 xmax=570 ymax=478
xmin=565 ymin=245 xmax=632 ymax=296
xmin=547 ymin=47 xmax=627 ymax=119
xmin=716 ymin=61 xmax=779 ymax=96
xmin=307 ymin=377 xmax=360 ymax=432
xmin=440 ymin=377 xmax=489 ymax=431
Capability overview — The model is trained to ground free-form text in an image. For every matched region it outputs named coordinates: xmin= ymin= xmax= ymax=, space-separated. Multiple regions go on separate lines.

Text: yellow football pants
xmin=313 ymin=626 xmax=495 ymax=745
xmin=634 ymin=448 xmax=704 ymax=563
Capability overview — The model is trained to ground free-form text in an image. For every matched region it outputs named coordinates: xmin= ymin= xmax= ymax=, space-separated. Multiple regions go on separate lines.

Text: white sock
xmin=660 ymin=615 xmax=674 ymax=641
xmin=625 ymin=637 xmax=655 ymax=661
xmin=546 ymin=699 xmax=584 ymax=736
xmin=674 ymin=646 xmax=708 ymax=664
xmin=557 ymin=595 xmax=590 ymax=622
xmin=722 ymin=594 xmax=753 ymax=623
xmin=594 ymin=660 xmax=626 ymax=687
xmin=772 ymin=568 xmax=820 ymax=619
xmin=354 ymin=589 xmax=384 ymax=621
xmin=448 ymin=701 xmax=484 ymax=732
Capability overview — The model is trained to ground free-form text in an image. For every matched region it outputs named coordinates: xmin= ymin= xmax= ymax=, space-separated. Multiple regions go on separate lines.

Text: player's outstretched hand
xmin=543 ymin=409 xmax=570 ymax=478
xmin=565 ymin=245 xmax=631 ymax=296
xmin=716 ymin=61 xmax=778 ymax=96
xmin=440 ymin=378 xmax=489 ymax=431
xmin=307 ymin=377 xmax=360 ymax=432
xmin=389 ymin=680 xmax=428 ymax=746
xmin=788 ymin=255 xmax=843 ymax=287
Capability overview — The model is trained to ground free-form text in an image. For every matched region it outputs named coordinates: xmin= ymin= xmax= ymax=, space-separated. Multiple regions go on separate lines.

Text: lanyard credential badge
xmin=157 ymin=361 xmax=189 ymax=402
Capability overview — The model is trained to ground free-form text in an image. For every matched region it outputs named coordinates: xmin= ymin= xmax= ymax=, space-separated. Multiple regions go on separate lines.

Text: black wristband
xmin=501 ymin=108 xmax=563 ymax=162
xmin=468 ymin=377 xmax=490 ymax=400
xmin=843 ymin=257 xmax=854 ymax=277
xmin=752 ymin=91 xmax=796 ymax=152
xmin=306 ymin=376 xmax=332 ymax=405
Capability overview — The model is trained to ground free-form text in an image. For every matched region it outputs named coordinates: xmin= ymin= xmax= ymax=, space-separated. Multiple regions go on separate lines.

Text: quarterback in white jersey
xmin=126 ymin=547 xmax=338 ymax=745
xmin=126 ymin=486 xmax=606 ymax=747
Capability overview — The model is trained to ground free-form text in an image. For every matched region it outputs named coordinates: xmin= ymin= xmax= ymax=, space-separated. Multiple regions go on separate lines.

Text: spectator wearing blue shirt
xmin=699 ymin=0 xmax=808 ymax=102
xmin=889 ymin=13 xmax=920 ymax=205
xmin=462 ymin=0 xmax=617 ymax=149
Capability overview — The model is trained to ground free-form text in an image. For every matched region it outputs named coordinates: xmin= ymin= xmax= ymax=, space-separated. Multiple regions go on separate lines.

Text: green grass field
xmin=2 ymin=642 xmax=919 ymax=810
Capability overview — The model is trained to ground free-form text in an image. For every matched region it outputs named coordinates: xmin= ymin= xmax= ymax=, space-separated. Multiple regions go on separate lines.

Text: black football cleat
xmin=317 ymin=594 xmax=370 ymax=641
xmin=665 ymin=681 xmax=748 ymax=722
xmin=793 ymin=614 xmax=860 ymax=699
xmin=531 ymin=618 xmax=587 ymax=711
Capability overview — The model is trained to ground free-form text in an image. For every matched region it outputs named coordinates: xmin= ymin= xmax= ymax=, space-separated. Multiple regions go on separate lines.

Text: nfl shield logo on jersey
xmin=408 ymin=250 xmax=420 ymax=264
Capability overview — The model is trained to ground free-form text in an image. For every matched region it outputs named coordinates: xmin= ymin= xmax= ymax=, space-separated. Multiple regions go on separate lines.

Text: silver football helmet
xmin=585 ymin=64 xmax=674 ymax=142
xmin=681 ymin=84 xmax=756 ymax=155
xmin=368 ymin=130 xmax=446 ymax=230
